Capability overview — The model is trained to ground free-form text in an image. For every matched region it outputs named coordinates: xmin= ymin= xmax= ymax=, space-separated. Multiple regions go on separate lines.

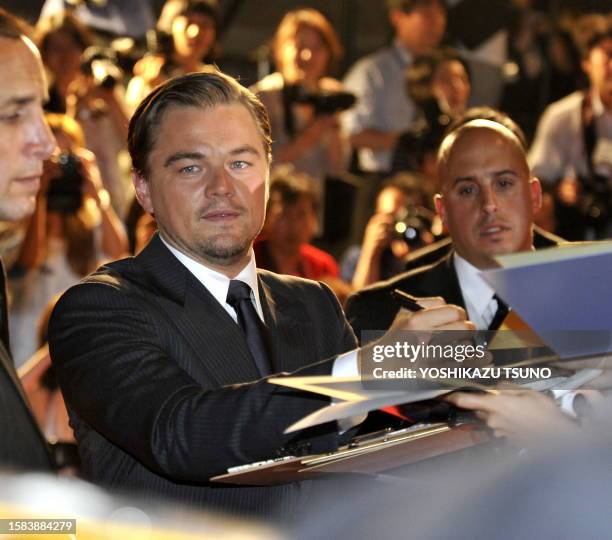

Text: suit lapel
xmin=0 ymin=340 xmax=30 ymax=411
xmin=417 ymin=252 xmax=466 ymax=309
xmin=136 ymin=234 xmax=262 ymax=385
xmin=258 ymin=273 xmax=315 ymax=373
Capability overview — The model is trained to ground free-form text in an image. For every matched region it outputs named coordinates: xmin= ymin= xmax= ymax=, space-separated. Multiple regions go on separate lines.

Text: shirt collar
xmin=453 ymin=252 xmax=496 ymax=319
xmin=592 ymin=90 xmax=606 ymax=118
xmin=159 ymin=234 xmax=263 ymax=316
xmin=393 ymin=39 xmax=414 ymax=66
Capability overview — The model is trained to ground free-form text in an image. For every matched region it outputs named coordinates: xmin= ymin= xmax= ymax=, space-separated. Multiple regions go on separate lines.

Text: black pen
xmin=391 ymin=289 xmax=424 ymax=312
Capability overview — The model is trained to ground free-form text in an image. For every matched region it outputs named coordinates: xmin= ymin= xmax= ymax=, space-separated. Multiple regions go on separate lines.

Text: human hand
xmin=445 ymin=388 xmax=579 ymax=447
xmin=367 ymin=298 xmax=483 ymax=370
xmin=388 ymin=297 xmax=475 ymax=333
xmin=361 ymin=213 xmax=395 ymax=257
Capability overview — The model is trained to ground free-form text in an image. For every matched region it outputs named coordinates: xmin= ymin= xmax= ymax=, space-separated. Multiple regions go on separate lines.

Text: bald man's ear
xmin=132 ymin=171 xmax=154 ymax=215
xmin=530 ymin=177 xmax=543 ymax=214
xmin=434 ymin=193 xmax=447 ymax=225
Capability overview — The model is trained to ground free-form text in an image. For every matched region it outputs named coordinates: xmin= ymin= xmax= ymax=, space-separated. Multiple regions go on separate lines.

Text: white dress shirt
xmin=160 ymin=234 xmax=359 ymax=374
xmin=453 ymin=253 xmax=498 ymax=330
xmin=160 ymin=236 xmax=264 ymax=323
xmin=161 ymin=234 xmax=361 ymax=431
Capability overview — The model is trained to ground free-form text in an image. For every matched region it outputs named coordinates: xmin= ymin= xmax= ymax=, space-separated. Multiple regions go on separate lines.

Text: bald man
xmin=346 ymin=117 xmax=544 ymax=342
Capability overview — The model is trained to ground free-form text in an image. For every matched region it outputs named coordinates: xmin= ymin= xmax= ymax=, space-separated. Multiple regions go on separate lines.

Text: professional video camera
xmin=284 ymin=85 xmax=356 ymax=116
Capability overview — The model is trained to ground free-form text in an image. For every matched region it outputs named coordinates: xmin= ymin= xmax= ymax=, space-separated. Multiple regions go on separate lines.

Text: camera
xmin=576 ymin=173 xmax=612 ymax=239
xmin=393 ymin=205 xmax=435 ymax=249
xmin=46 ymin=153 xmax=85 ymax=214
xmin=80 ymin=47 xmax=123 ymax=90
xmin=285 ymin=85 xmax=356 ymax=116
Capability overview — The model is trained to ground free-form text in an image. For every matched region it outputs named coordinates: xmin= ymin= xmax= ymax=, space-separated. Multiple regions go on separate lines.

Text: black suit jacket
xmin=346 ymin=253 xmax=466 ymax=345
xmin=402 ymin=226 xmax=564 ymax=273
xmin=0 ymin=261 xmax=53 ymax=471
xmin=49 ymin=234 xmax=356 ymax=518
xmin=347 ymin=227 xmax=565 ymax=345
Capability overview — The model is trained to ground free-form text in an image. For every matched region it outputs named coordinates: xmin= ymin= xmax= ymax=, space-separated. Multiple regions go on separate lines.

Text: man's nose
xmin=28 ymin=112 xmax=56 ymax=161
xmin=205 ymin=164 xmax=235 ymax=197
xmin=480 ymin=185 xmax=499 ymax=214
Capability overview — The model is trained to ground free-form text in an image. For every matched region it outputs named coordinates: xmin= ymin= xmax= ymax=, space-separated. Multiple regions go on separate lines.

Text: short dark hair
xmin=406 ymin=47 xmax=470 ymax=105
xmin=273 ymin=9 xmax=343 ymax=76
xmin=379 ymin=172 xmax=428 ymax=204
xmin=572 ymin=14 xmax=612 ymax=59
xmin=268 ymin=168 xmax=320 ymax=213
xmin=0 ymin=7 xmax=32 ymax=40
xmin=387 ymin=0 xmax=446 ymax=13
xmin=128 ymin=69 xmax=272 ymax=178
xmin=181 ymin=0 xmax=218 ymax=25
xmin=35 ymin=12 xmax=93 ymax=60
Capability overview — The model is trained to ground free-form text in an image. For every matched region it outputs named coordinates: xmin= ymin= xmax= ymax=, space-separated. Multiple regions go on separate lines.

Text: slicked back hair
xmin=128 ymin=69 xmax=272 ymax=178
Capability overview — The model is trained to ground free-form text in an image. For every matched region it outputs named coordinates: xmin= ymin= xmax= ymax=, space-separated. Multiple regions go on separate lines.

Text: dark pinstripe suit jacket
xmin=48 ymin=234 xmax=356 ymax=518
xmin=0 ymin=260 xmax=53 ymax=470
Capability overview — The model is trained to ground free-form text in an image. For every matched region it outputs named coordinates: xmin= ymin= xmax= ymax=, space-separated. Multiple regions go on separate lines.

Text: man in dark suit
xmin=347 ymin=117 xmax=548 ymax=342
xmin=48 ymin=70 xmax=471 ymax=518
xmin=0 ymin=9 xmax=56 ymax=470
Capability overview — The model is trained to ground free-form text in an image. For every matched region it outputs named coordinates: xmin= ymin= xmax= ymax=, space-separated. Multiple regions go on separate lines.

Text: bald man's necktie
xmin=226 ymin=280 xmax=271 ymax=377
xmin=488 ymin=294 xmax=510 ymax=330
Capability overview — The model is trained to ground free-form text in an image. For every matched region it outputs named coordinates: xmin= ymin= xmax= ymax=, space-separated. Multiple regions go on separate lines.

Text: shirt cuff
xmin=332 ymin=349 xmax=359 ymax=377
xmin=332 ymin=349 xmax=367 ymax=433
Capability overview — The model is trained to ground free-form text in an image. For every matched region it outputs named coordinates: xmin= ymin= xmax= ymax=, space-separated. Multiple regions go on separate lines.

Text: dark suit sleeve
xmin=49 ymin=281 xmax=342 ymax=481
xmin=318 ymin=280 xmax=358 ymax=354
xmin=345 ymin=290 xmax=376 ymax=346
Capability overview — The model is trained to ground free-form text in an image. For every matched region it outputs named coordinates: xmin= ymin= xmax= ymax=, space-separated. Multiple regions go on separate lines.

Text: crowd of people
xmin=0 ymin=0 xmax=611 ymax=532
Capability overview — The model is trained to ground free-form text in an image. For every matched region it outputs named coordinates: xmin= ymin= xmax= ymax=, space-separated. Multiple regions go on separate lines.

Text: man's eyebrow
xmin=450 ymin=169 xmax=519 ymax=186
xmin=164 ymin=151 xmax=205 ymax=168
xmin=451 ymin=175 xmax=476 ymax=186
xmin=229 ymin=145 xmax=261 ymax=157
xmin=0 ymin=95 xmax=36 ymax=109
xmin=493 ymin=169 xmax=518 ymax=177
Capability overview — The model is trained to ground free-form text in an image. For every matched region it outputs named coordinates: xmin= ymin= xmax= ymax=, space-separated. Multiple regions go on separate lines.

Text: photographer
xmin=529 ymin=15 xmax=612 ymax=240
xmin=391 ymin=47 xmax=471 ymax=178
xmin=342 ymin=173 xmax=436 ymax=291
xmin=35 ymin=12 xmax=93 ymax=114
xmin=9 ymin=114 xmax=128 ymax=366
xmin=125 ymin=0 xmax=218 ymax=113
xmin=250 ymin=8 xmax=350 ymax=184
xmin=68 ymin=46 xmax=132 ymax=219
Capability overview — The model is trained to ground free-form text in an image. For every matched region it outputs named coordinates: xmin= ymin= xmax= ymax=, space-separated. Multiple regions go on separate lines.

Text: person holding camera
xmin=529 ymin=15 xmax=612 ymax=240
xmin=250 ymin=8 xmax=350 ymax=184
xmin=67 ymin=46 xmax=132 ymax=219
xmin=342 ymin=173 xmax=436 ymax=291
xmin=125 ymin=0 xmax=218 ymax=113
xmin=391 ymin=47 xmax=471 ymax=178
xmin=35 ymin=12 xmax=93 ymax=114
xmin=9 ymin=114 xmax=128 ymax=366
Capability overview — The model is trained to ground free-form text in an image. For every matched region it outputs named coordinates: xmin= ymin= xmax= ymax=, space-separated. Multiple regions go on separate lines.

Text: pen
xmin=391 ymin=289 xmax=424 ymax=312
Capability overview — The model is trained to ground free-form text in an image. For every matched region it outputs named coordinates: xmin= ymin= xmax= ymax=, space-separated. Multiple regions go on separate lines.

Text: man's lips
xmin=202 ymin=209 xmax=242 ymax=221
xmin=479 ymin=224 xmax=510 ymax=237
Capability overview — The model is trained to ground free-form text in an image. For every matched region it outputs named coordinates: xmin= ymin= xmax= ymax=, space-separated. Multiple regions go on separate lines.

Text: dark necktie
xmin=226 ymin=280 xmax=271 ymax=377
xmin=488 ymin=294 xmax=510 ymax=330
